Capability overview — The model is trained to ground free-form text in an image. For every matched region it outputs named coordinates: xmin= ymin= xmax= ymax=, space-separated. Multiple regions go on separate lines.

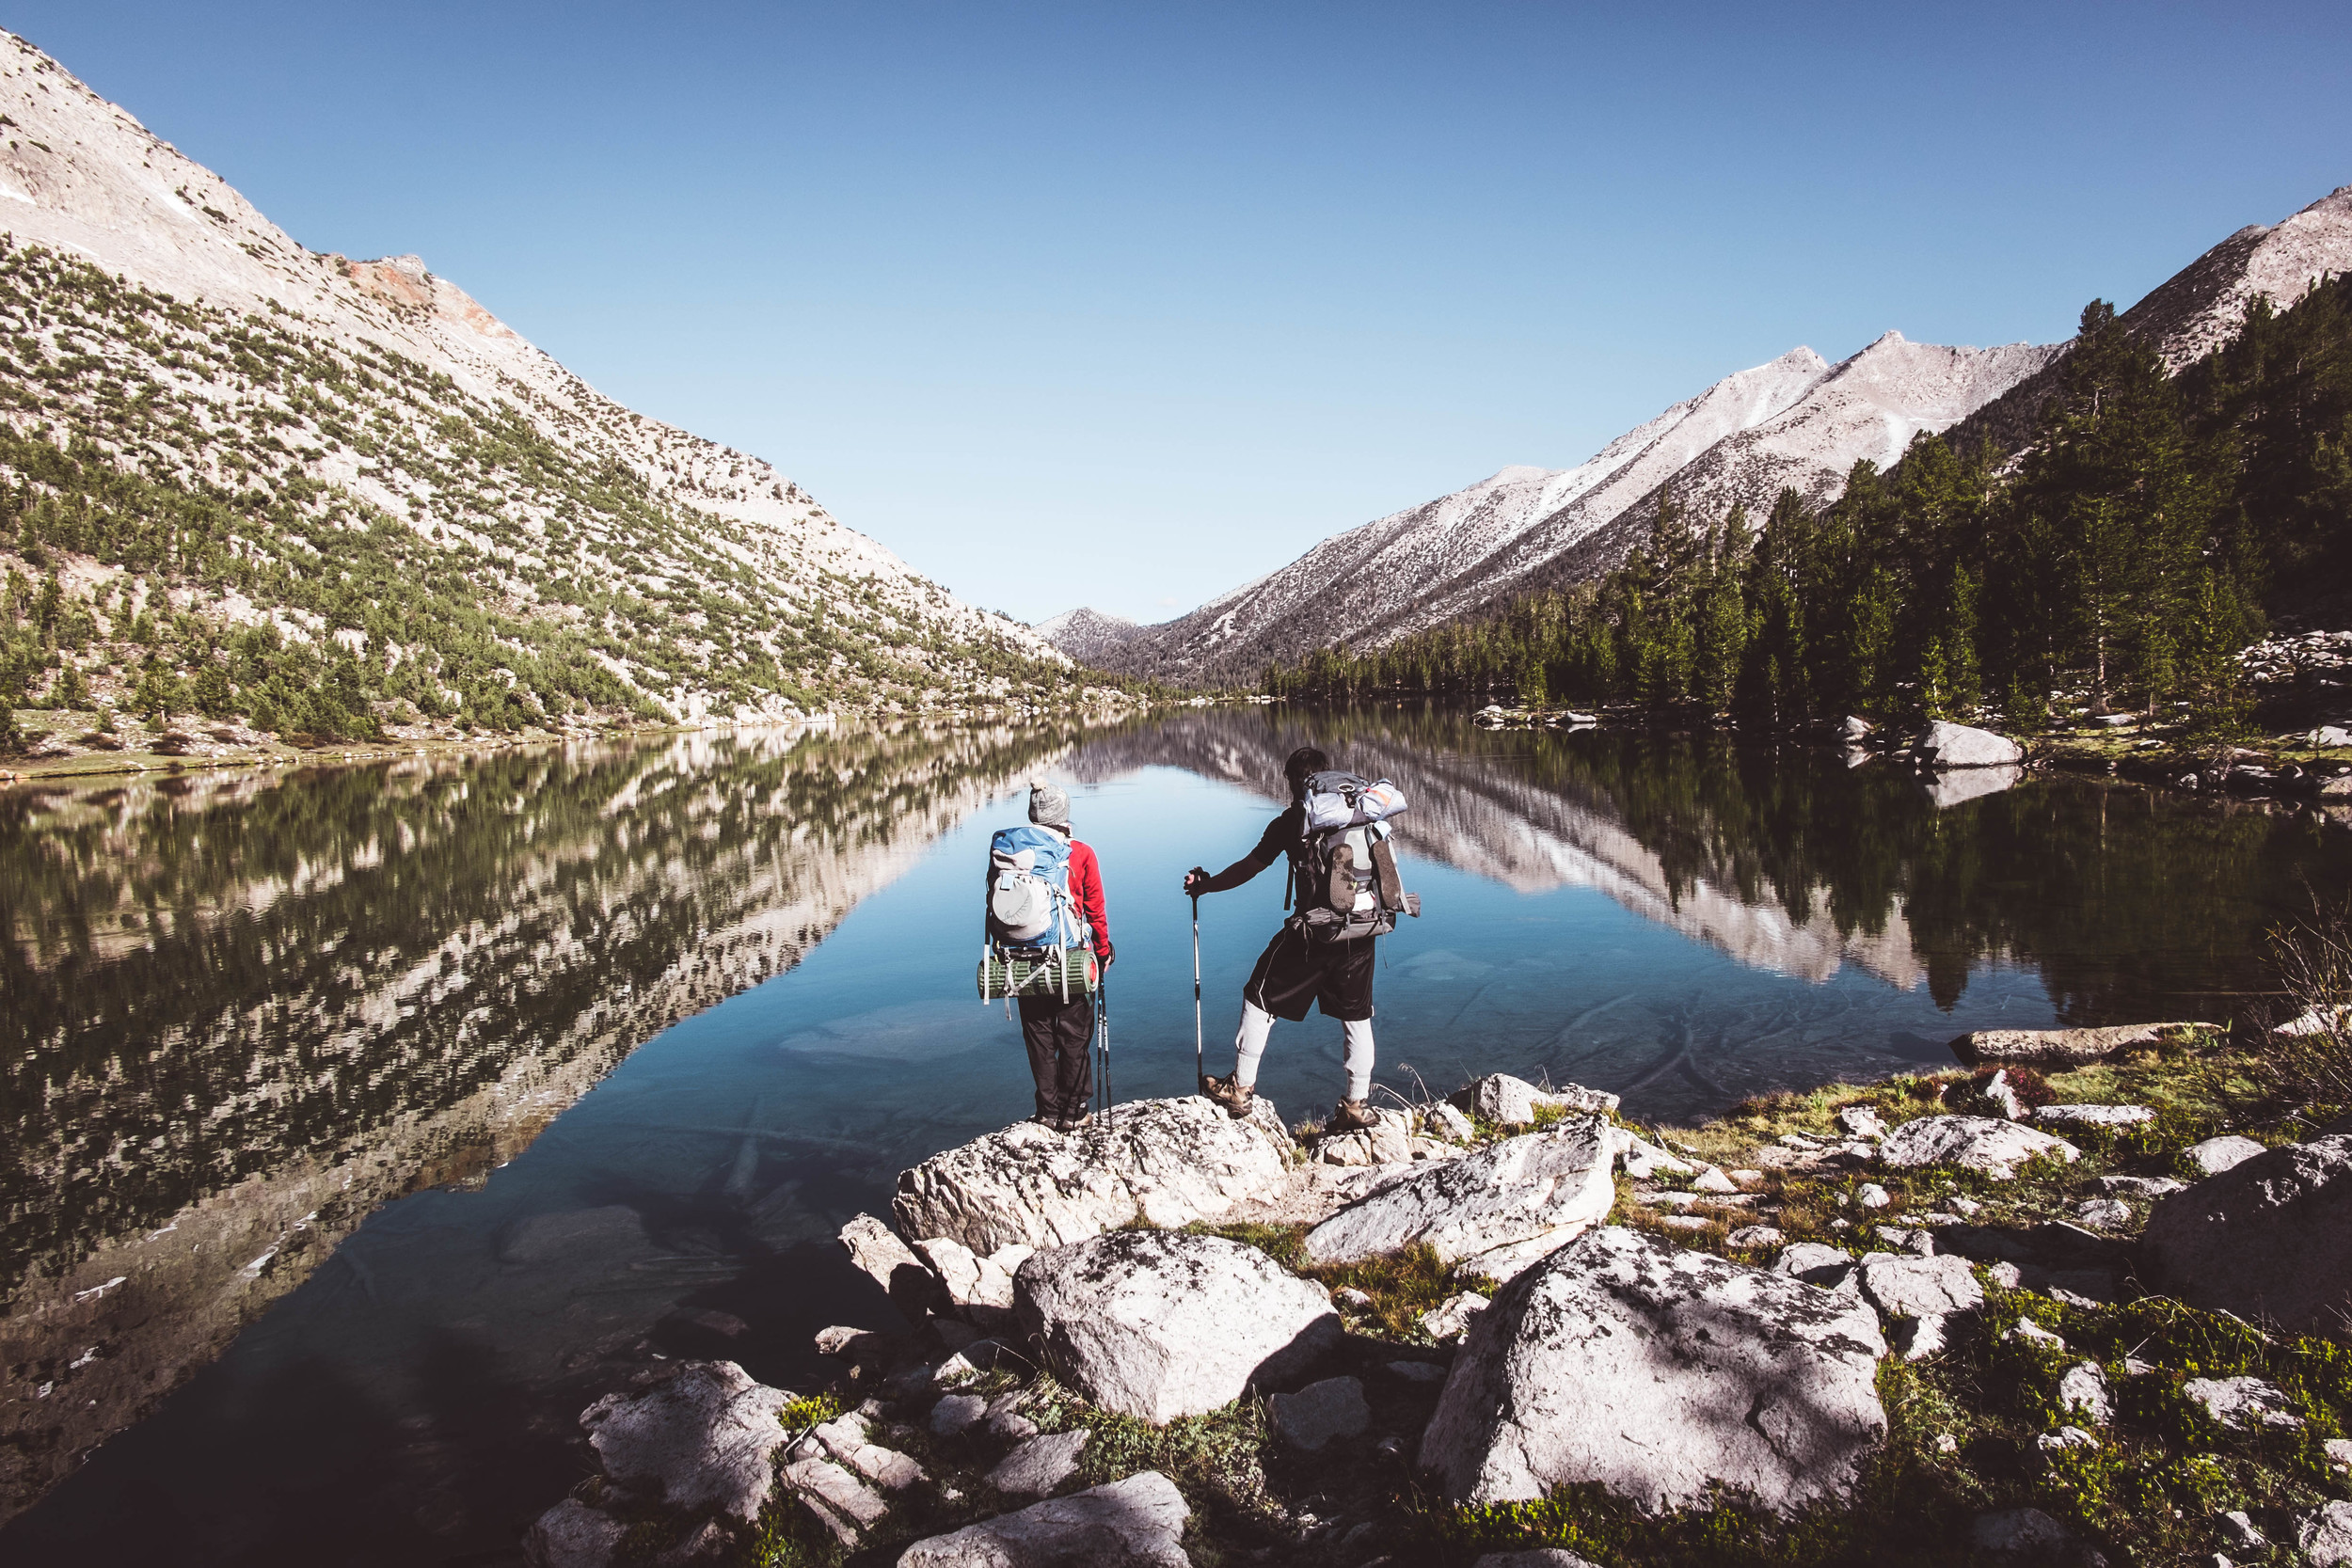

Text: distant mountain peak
xmin=1034 ymin=607 xmax=1145 ymax=663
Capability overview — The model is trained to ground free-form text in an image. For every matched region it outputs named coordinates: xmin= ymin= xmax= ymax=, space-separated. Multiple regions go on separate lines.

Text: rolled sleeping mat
xmin=978 ymin=945 xmax=1100 ymax=1002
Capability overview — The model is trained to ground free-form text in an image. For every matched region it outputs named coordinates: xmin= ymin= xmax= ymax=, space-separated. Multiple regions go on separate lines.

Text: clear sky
xmin=11 ymin=2 xmax=2349 ymax=625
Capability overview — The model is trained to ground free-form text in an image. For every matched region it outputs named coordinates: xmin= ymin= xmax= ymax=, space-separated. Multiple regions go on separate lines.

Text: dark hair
xmin=1283 ymin=745 xmax=1329 ymax=799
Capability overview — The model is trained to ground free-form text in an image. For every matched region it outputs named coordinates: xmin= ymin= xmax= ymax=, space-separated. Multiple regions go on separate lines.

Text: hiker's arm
xmin=1073 ymin=845 xmax=1112 ymax=962
xmin=1184 ymin=845 xmax=1276 ymax=896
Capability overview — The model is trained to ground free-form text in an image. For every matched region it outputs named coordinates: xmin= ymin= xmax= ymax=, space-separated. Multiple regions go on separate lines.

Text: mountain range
xmin=1052 ymin=183 xmax=2352 ymax=685
xmin=0 ymin=29 xmax=1065 ymax=742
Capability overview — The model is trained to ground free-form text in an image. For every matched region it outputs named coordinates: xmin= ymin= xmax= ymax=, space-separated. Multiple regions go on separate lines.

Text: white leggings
xmin=1232 ymin=1002 xmax=1375 ymax=1101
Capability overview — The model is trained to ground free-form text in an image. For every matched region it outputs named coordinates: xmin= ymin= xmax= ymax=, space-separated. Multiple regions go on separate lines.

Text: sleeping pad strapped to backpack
xmin=977 ymin=824 xmax=1099 ymax=1002
xmin=1291 ymin=770 xmax=1421 ymax=942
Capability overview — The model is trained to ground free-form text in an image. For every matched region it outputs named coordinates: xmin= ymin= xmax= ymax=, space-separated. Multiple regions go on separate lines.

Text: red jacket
xmin=1066 ymin=839 xmax=1113 ymax=962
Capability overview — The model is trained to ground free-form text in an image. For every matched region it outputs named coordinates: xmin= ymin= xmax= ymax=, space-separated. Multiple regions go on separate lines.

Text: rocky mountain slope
xmin=1104 ymin=336 xmax=2055 ymax=683
xmin=1951 ymin=183 xmax=2352 ymax=457
xmin=1104 ymin=182 xmax=2352 ymax=688
xmin=1031 ymin=606 xmax=1141 ymax=663
xmin=0 ymin=30 xmax=1065 ymax=738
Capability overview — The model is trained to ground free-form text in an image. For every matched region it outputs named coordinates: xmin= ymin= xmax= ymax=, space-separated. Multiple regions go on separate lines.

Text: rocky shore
xmin=520 ymin=1025 xmax=2352 ymax=1567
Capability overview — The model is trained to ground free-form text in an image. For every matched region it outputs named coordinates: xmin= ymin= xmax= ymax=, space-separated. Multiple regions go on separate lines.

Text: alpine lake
xmin=3 ymin=705 xmax=2347 ymax=1565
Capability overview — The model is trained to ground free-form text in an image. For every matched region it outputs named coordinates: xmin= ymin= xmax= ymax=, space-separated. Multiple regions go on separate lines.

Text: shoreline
xmin=510 ymin=1017 xmax=2352 ymax=1567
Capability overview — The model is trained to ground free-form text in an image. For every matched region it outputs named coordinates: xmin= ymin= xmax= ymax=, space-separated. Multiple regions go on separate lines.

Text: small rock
xmin=1858 ymin=1253 xmax=1982 ymax=1361
xmin=930 ymin=1393 xmax=986 ymax=1438
xmin=781 ymin=1455 xmax=886 ymax=1544
xmin=1660 ymin=1214 xmax=1711 ymax=1231
xmin=1920 ymin=720 xmax=2024 ymax=769
xmin=988 ymin=1428 xmax=1090 ymax=1496
xmin=2074 ymin=1198 xmax=2134 ymax=1228
xmin=1422 ymin=1102 xmax=1476 ymax=1143
xmin=1335 ymin=1286 xmax=1375 ymax=1308
xmin=2183 ymin=1375 xmax=2303 ymax=1431
xmin=1875 ymin=1225 xmax=1934 ymax=1256
xmin=809 ymin=1411 xmax=927 ymax=1490
xmin=2183 ymin=1134 xmax=2267 ymax=1175
xmin=1878 ymin=1116 xmax=2079 ymax=1180
xmin=1981 ymin=1070 xmax=2026 ymax=1121
xmin=1857 ymin=1183 xmax=1892 ymax=1209
xmin=1837 ymin=1106 xmax=1888 ymax=1140
xmin=2326 ymin=1435 xmax=2352 ymax=1471
xmin=2036 ymin=1425 xmax=2099 ymax=1452
xmin=1387 ymin=1360 xmax=1447 ymax=1383
xmin=2036 ymin=1103 xmax=2155 ymax=1129
xmin=1422 ymin=1291 xmax=1489 ymax=1341
xmin=879 ymin=1362 xmax=938 ymax=1400
xmin=1618 ymin=1133 xmax=1696 ymax=1180
xmin=898 ymin=1470 xmax=1190 ymax=1567
xmin=838 ymin=1213 xmax=946 ymax=1318
xmin=2005 ymin=1319 xmax=2066 ymax=1351
xmin=2096 ymin=1175 xmax=2185 ymax=1197
xmin=2300 ymin=1500 xmax=2352 ymax=1568
xmin=1773 ymin=1243 xmax=1854 ymax=1287
xmin=1454 ymin=1073 xmax=1621 ymax=1127
xmin=2057 ymin=1362 xmax=2112 ymax=1426
xmin=523 ymin=1498 xmax=625 ymax=1568
xmin=1470 ymin=1553 xmax=1604 ymax=1568
xmin=1269 ymin=1375 xmax=1371 ymax=1451
xmin=814 ymin=1324 xmax=886 ymax=1359
xmin=1971 ymin=1507 xmax=2072 ymax=1555
xmin=2219 ymin=1511 xmax=2267 ymax=1550
xmin=1692 ymin=1166 xmax=1738 ymax=1195
xmin=990 ymin=1410 xmax=1041 ymax=1446
xmin=654 ymin=1519 xmax=731 ymax=1567
xmin=1725 ymin=1225 xmax=1784 ymax=1249
xmin=1948 ymin=1196 xmax=1983 ymax=1215
xmin=580 ymin=1361 xmax=792 ymax=1522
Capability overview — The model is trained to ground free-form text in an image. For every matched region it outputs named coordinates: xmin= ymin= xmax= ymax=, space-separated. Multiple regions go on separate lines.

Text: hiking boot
xmin=1327 ymin=1098 xmax=1379 ymax=1132
xmin=1199 ymin=1072 xmax=1255 ymax=1118
xmin=1058 ymin=1112 xmax=1091 ymax=1133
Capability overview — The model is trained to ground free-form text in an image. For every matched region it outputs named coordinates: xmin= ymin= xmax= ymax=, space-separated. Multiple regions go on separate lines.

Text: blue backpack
xmin=985 ymin=825 xmax=1089 ymax=952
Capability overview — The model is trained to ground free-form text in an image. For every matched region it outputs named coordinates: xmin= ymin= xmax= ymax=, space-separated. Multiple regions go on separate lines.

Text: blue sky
xmin=14 ymin=2 xmax=2349 ymax=624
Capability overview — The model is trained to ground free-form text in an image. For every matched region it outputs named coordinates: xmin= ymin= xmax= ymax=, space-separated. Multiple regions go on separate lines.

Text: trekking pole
xmin=1190 ymin=892 xmax=1203 ymax=1089
xmin=1098 ymin=975 xmax=1111 ymax=1131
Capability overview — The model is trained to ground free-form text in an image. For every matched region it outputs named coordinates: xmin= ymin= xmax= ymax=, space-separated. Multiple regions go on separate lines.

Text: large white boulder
xmin=1418 ymin=1227 xmax=1886 ymax=1514
xmin=1454 ymin=1073 xmax=1620 ymax=1127
xmin=1014 ymin=1229 xmax=1341 ymax=1424
xmin=1303 ymin=1117 xmax=1616 ymax=1273
xmin=897 ymin=1471 xmax=1191 ymax=1567
xmin=2141 ymin=1134 xmax=2352 ymax=1336
xmin=894 ymin=1096 xmax=1293 ymax=1255
xmin=1919 ymin=721 xmax=2023 ymax=769
xmin=578 ymin=1361 xmax=792 ymax=1522
xmin=1877 ymin=1116 xmax=2078 ymax=1179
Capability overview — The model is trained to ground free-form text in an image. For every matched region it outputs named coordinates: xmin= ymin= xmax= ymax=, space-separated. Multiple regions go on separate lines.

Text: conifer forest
xmin=1267 ymin=280 xmax=2352 ymax=734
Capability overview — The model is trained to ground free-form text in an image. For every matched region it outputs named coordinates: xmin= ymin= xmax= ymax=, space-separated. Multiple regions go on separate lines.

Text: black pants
xmin=1018 ymin=992 xmax=1096 ymax=1121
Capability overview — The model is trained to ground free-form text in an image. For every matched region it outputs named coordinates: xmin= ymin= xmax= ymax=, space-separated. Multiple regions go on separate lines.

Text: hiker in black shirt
xmin=1182 ymin=745 xmax=1381 ymax=1132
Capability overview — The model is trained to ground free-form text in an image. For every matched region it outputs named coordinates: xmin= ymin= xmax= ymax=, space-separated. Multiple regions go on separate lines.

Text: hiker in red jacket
xmin=1009 ymin=781 xmax=1111 ymax=1131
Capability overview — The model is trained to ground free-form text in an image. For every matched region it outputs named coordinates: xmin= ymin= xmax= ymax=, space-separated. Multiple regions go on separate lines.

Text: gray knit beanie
xmin=1027 ymin=779 xmax=1071 ymax=829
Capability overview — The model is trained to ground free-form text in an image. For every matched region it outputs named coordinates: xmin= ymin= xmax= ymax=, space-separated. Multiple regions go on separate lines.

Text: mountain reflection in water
xmin=3 ymin=706 xmax=2344 ymax=1560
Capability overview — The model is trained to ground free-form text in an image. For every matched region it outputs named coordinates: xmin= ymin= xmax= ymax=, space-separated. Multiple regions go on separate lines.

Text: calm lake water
xmin=4 ymin=706 xmax=2346 ymax=1563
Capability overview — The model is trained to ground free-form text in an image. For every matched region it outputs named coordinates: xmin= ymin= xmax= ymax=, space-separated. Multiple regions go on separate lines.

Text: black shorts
xmin=1243 ymin=921 xmax=1376 ymax=1023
